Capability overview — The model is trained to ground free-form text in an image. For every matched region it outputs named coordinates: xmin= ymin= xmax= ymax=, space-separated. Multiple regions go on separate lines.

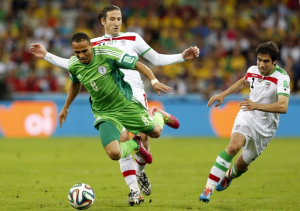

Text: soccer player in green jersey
xmin=30 ymin=32 xmax=180 ymax=205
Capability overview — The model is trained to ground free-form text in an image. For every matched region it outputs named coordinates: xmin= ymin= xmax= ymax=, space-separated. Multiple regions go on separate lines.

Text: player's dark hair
xmin=254 ymin=41 xmax=279 ymax=62
xmin=98 ymin=5 xmax=121 ymax=20
xmin=71 ymin=32 xmax=90 ymax=43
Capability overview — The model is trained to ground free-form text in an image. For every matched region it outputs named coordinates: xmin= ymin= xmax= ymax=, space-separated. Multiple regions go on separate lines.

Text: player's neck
xmin=104 ymin=33 xmax=120 ymax=38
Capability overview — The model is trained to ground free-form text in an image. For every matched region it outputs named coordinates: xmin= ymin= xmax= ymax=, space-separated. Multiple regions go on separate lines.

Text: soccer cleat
xmin=152 ymin=108 xmax=180 ymax=129
xmin=133 ymin=136 xmax=152 ymax=164
xmin=199 ymin=187 xmax=213 ymax=203
xmin=136 ymin=172 xmax=152 ymax=196
xmin=215 ymin=176 xmax=232 ymax=191
xmin=127 ymin=190 xmax=144 ymax=206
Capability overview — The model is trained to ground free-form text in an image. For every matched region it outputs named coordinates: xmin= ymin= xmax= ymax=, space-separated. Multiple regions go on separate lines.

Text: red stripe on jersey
xmin=245 ymin=73 xmax=278 ymax=84
xmin=122 ymin=170 xmax=136 ymax=177
xmin=208 ymin=173 xmax=220 ymax=182
xmin=135 ymin=159 xmax=146 ymax=166
xmin=263 ymin=76 xmax=278 ymax=84
xmin=245 ymin=73 xmax=263 ymax=81
xmin=91 ymin=36 xmax=136 ymax=46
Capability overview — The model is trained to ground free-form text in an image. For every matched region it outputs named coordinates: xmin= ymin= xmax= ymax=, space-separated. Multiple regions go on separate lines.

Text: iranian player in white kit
xmin=36 ymin=5 xmax=199 ymax=204
xmin=199 ymin=41 xmax=290 ymax=203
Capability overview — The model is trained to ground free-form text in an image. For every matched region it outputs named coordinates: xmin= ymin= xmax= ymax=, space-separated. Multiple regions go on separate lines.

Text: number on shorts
xmin=90 ymin=81 xmax=99 ymax=91
xmin=142 ymin=116 xmax=149 ymax=125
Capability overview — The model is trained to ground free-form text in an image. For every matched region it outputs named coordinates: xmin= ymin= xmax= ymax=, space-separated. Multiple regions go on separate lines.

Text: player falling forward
xmin=30 ymin=32 xmax=180 ymax=205
xmin=33 ymin=5 xmax=199 ymax=201
xmin=199 ymin=41 xmax=290 ymax=203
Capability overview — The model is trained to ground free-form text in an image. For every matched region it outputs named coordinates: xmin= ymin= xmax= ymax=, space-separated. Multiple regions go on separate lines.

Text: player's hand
xmin=29 ymin=43 xmax=48 ymax=58
xmin=59 ymin=107 xmax=68 ymax=128
xmin=239 ymin=97 xmax=257 ymax=111
xmin=153 ymin=82 xmax=172 ymax=96
xmin=207 ymin=94 xmax=225 ymax=107
xmin=182 ymin=46 xmax=200 ymax=60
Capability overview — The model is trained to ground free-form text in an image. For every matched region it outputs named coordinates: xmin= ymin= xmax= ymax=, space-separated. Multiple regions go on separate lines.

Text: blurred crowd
xmin=0 ymin=0 xmax=299 ymax=99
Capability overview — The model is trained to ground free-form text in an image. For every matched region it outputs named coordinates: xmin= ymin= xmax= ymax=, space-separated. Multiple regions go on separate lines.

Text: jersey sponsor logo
xmin=123 ymin=56 xmax=134 ymax=64
xmin=98 ymin=65 xmax=107 ymax=75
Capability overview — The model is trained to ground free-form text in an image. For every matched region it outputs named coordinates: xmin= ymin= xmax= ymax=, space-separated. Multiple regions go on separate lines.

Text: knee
xmin=147 ymin=128 xmax=161 ymax=138
xmin=226 ymin=144 xmax=241 ymax=156
xmin=106 ymin=149 xmax=121 ymax=161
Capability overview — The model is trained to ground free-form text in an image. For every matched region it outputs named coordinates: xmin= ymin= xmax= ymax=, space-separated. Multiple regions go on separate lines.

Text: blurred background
xmin=1 ymin=0 xmax=300 ymax=98
xmin=0 ymin=0 xmax=299 ymax=138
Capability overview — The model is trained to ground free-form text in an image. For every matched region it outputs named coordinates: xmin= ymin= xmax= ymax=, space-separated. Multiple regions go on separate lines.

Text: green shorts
xmin=93 ymin=101 xmax=155 ymax=135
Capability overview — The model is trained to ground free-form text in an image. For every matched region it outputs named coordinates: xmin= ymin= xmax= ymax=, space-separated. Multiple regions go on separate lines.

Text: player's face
xmin=101 ymin=10 xmax=122 ymax=36
xmin=72 ymin=40 xmax=93 ymax=64
xmin=256 ymin=53 xmax=276 ymax=76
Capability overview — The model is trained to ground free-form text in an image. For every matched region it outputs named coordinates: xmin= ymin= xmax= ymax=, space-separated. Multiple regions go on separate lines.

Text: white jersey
xmin=237 ymin=65 xmax=290 ymax=137
xmin=91 ymin=32 xmax=148 ymax=92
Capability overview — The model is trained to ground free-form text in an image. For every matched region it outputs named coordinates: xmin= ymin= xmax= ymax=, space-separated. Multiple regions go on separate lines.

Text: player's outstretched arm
xmin=208 ymin=77 xmax=248 ymax=107
xmin=59 ymin=82 xmax=82 ymax=127
xmin=142 ymin=46 xmax=199 ymax=66
xmin=135 ymin=62 xmax=172 ymax=96
xmin=29 ymin=43 xmax=69 ymax=70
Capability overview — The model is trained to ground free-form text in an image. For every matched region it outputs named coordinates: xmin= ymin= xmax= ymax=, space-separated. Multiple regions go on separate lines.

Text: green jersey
xmin=68 ymin=45 xmax=139 ymax=112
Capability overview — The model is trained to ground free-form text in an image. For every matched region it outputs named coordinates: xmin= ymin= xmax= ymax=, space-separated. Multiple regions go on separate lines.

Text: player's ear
xmin=100 ymin=18 xmax=105 ymax=26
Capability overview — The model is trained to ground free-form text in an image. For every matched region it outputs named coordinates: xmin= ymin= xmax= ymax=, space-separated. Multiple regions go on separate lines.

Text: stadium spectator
xmin=0 ymin=0 xmax=299 ymax=95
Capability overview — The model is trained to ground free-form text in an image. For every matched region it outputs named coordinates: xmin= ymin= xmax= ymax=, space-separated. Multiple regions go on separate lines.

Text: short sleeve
xmin=115 ymin=53 xmax=139 ymax=70
xmin=277 ymin=75 xmax=290 ymax=97
xmin=69 ymin=72 xmax=80 ymax=82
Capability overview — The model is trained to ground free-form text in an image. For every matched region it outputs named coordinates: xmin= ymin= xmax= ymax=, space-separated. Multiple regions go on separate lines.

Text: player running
xmin=31 ymin=5 xmax=199 ymax=202
xmin=30 ymin=32 xmax=180 ymax=205
xmin=199 ymin=41 xmax=290 ymax=203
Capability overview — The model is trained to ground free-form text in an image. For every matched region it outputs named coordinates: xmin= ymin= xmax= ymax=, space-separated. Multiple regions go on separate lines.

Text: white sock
xmin=134 ymin=146 xmax=150 ymax=176
xmin=119 ymin=154 xmax=139 ymax=192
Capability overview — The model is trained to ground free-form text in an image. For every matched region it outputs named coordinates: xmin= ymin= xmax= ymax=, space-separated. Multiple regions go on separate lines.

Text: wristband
xmin=151 ymin=79 xmax=159 ymax=85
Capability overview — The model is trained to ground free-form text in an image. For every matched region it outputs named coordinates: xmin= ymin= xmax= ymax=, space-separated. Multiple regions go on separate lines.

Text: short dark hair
xmin=98 ymin=5 xmax=121 ymax=20
xmin=71 ymin=32 xmax=90 ymax=43
xmin=254 ymin=41 xmax=279 ymax=62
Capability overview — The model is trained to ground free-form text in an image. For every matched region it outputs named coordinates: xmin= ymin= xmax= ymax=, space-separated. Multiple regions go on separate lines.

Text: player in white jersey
xmin=37 ymin=5 xmax=199 ymax=202
xmin=199 ymin=41 xmax=290 ymax=203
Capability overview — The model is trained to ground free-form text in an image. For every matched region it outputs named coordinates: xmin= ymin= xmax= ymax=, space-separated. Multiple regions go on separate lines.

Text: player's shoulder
xmin=68 ymin=56 xmax=80 ymax=70
xmin=272 ymin=65 xmax=290 ymax=80
xmin=247 ymin=65 xmax=258 ymax=73
xmin=90 ymin=35 xmax=105 ymax=43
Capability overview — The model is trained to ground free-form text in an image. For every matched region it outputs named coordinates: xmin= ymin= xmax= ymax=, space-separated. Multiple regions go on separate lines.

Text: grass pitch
xmin=0 ymin=137 xmax=299 ymax=211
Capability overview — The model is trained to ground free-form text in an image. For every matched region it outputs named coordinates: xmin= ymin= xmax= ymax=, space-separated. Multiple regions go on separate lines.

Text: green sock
xmin=153 ymin=113 xmax=164 ymax=129
xmin=119 ymin=140 xmax=138 ymax=158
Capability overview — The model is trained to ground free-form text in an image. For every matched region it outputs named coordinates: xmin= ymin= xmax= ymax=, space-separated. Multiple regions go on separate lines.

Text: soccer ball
xmin=68 ymin=183 xmax=95 ymax=210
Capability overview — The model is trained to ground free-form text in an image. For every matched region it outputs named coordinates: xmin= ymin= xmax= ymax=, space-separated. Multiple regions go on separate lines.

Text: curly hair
xmin=254 ymin=41 xmax=279 ymax=62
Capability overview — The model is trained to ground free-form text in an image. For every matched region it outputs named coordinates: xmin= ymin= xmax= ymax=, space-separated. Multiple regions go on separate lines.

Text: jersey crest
xmin=98 ymin=65 xmax=107 ymax=75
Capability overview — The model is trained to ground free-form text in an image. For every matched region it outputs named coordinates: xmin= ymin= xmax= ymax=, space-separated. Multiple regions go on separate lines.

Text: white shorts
xmin=232 ymin=112 xmax=274 ymax=164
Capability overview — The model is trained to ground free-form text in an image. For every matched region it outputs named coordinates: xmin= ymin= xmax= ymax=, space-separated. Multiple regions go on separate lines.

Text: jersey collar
xmin=104 ymin=33 xmax=123 ymax=38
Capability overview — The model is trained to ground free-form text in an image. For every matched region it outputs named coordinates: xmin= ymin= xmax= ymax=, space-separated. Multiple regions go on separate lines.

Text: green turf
xmin=0 ymin=137 xmax=299 ymax=211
